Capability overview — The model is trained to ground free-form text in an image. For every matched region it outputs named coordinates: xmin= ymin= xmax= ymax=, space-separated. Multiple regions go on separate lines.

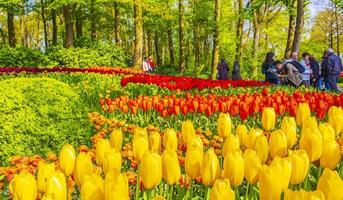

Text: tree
xmin=63 ymin=5 xmax=74 ymax=47
xmin=235 ymin=0 xmax=243 ymax=64
xmin=133 ymin=0 xmax=143 ymax=68
xmin=211 ymin=0 xmax=220 ymax=80
xmin=7 ymin=4 xmax=16 ymax=47
xmin=284 ymin=0 xmax=296 ymax=58
xmin=179 ymin=0 xmax=185 ymax=72
xmin=291 ymin=0 xmax=304 ymax=54
xmin=114 ymin=1 xmax=120 ymax=44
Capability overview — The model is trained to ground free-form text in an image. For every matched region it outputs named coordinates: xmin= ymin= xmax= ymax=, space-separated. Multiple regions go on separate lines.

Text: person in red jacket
xmin=147 ymin=56 xmax=156 ymax=71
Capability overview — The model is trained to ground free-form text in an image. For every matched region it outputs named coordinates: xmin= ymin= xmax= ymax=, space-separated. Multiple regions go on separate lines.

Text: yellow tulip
xmin=59 ymin=144 xmax=75 ymax=176
xmin=95 ymin=138 xmax=111 ymax=166
xmin=222 ymin=134 xmax=240 ymax=156
xmin=103 ymin=149 xmax=122 ymax=175
xmin=243 ymin=149 xmax=261 ymax=184
xmin=200 ymin=148 xmax=221 ymax=186
xmin=109 ymin=129 xmax=123 ymax=151
xmin=270 ymin=157 xmax=292 ymax=192
xmin=246 ymin=128 xmax=263 ymax=149
xmin=162 ymin=149 xmax=181 ymax=185
xmin=236 ymin=124 xmax=248 ymax=148
xmin=81 ymin=174 xmax=104 ymax=200
xmin=269 ymin=130 xmax=288 ymax=158
xmin=149 ymin=131 xmax=161 ymax=153
xmin=163 ymin=129 xmax=178 ymax=151
xmin=320 ymin=138 xmax=341 ymax=169
xmin=287 ymin=150 xmax=309 ymax=185
xmin=185 ymin=136 xmax=203 ymax=179
xmin=319 ymin=123 xmax=335 ymax=141
xmin=299 ymin=127 xmax=323 ymax=161
xmin=223 ymin=150 xmax=244 ymax=186
xmin=133 ymin=128 xmax=149 ymax=162
xmin=210 ymin=179 xmax=235 ymax=200
xmin=141 ymin=151 xmax=162 ymax=189
xmin=181 ymin=120 xmax=196 ymax=145
xmin=262 ymin=107 xmax=276 ymax=131
xmin=296 ymin=103 xmax=311 ymax=126
xmin=74 ymin=152 xmax=94 ymax=186
xmin=284 ymin=189 xmax=325 ymax=200
xmin=9 ymin=171 xmax=37 ymax=200
xmin=252 ymin=135 xmax=269 ymax=164
xmin=37 ymin=161 xmax=55 ymax=193
xmin=153 ymin=196 xmax=166 ymax=200
xmin=281 ymin=117 xmax=297 ymax=148
xmin=302 ymin=116 xmax=318 ymax=130
xmin=258 ymin=165 xmax=282 ymax=200
xmin=43 ymin=171 xmax=67 ymax=200
xmin=104 ymin=172 xmax=129 ymax=200
xmin=217 ymin=113 xmax=232 ymax=138
xmin=317 ymin=168 xmax=343 ymax=200
xmin=330 ymin=114 xmax=343 ymax=136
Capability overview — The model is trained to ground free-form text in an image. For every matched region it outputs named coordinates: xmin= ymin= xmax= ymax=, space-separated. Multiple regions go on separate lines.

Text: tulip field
xmin=1 ymin=67 xmax=343 ymax=200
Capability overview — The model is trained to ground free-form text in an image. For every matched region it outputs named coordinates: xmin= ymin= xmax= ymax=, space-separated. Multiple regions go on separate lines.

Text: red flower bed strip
xmin=121 ymin=74 xmax=270 ymax=90
xmin=101 ymin=90 xmax=342 ymax=120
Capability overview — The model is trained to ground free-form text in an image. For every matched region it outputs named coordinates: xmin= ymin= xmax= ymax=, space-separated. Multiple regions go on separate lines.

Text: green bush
xmin=0 ymin=45 xmax=54 ymax=67
xmin=0 ymin=78 xmax=91 ymax=165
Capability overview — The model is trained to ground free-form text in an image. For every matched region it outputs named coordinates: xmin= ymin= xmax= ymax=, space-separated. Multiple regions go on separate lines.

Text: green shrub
xmin=0 ymin=78 xmax=91 ymax=165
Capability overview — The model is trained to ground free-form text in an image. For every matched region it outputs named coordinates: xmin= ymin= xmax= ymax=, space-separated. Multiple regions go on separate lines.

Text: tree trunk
xmin=211 ymin=0 xmax=220 ymax=80
xmin=7 ymin=6 xmax=16 ymax=47
xmin=63 ymin=5 xmax=74 ymax=48
xmin=252 ymin=11 xmax=260 ymax=76
xmin=334 ymin=3 xmax=340 ymax=55
xmin=147 ymin=31 xmax=153 ymax=56
xmin=114 ymin=2 xmax=120 ymax=44
xmin=75 ymin=6 xmax=83 ymax=39
xmin=41 ymin=0 xmax=49 ymax=48
xmin=167 ymin=27 xmax=175 ymax=65
xmin=90 ymin=0 xmax=96 ymax=40
xmin=52 ymin=9 xmax=57 ymax=45
xmin=179 ymin=0 xmax=185 ymax=72
xmin=235 ymin=0 xmax=243 ymax=64
xmin=154 ymin=31 xmax=161 ymax=66
xmin=133 ymin=0 xmax=143 ymax=68
xmin=291 ymin=0 xmax=304 ymax=54
xmin=284 ymin=5 xmax=296 ymax=58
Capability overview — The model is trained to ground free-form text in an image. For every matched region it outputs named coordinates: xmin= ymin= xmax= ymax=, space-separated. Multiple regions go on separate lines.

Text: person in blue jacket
xmin=322 ymin=48 xmax=343 ymax=92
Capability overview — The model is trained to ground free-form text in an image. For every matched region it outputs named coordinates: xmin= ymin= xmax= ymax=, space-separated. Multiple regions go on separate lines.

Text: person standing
xmin=300 ymin=52 xmax=312 ymax=87
xmin=232 ymin=60 xmax=242 ymax=80
xmin=217 ymin=58 xmax=229 ymax=80
xmin=262 ymin=52 xmax=278 ymax=84
xmin=309 ymin=55 xmax=320 ymax=88
xmin=322 ymin=48 xmax=342 ymax=92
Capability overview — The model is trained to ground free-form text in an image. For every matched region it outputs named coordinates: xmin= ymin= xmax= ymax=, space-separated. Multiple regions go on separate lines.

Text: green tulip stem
xmin=169 ymin=185 xmax=174 ymax=200
xmin=245 ymin=182 xmax=250 ymax=199
xmin=136 ymin=164 xmax=141 ymax=200
xmin=205 ymin=187 xmax=210 ymax=200
xmin=189 ymin=179 xmax=194 ymax=199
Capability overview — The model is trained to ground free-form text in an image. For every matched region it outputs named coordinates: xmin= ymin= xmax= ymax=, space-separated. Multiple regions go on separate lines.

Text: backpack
xmin=286 ymin=61 xmax=306 ymax=73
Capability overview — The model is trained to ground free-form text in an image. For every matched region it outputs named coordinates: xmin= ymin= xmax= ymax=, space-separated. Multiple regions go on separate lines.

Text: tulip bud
xmin=141 ymin=151 xmax=162 ymax=189
xmin=81 ymin=174 xmax=104 ymax=200
xmin=223 ymin=150 xmax=244 ymax=186
xmin=262 ymin=107 xmax=276 ymax=131
xmin=162 ymin=149 xmax=181 ymax=185
xmin=37 ymin=162 xmax=56 ymax=193
xmin=163 ymin=129 xmax=178 ymax=151
xmin=284 ymin=189 xmax=325 ymax=200
xmin=210 ymin=179 xmax=235 ymax=200
xmin=243 ymin=149 xmax=261 ymax=184
xmin=317 ymin=168 xmax=343 ymax=200
xmin=319 ymin=123 xmax=335 ymax=141
xmin=185 ymin=136 xmax=203 ymax=179
xmin=149 ymin=131 xmax=161 ymax=153
xmin=103 ymin=149 xmax=122 ymax=175
xmin=320 ymin=138 xmax=341 ymax=169
xmin=269 ymin=130 xmax=288 ymax=158
xmin=110 ymin=129 xmax=123 ymax=151
xmin=104 ymin=172 xmax=129 ymax=200
xmin=299 ymin=127 xmax=323 ymax=161
xmin=259 ymin=165 xmax=283 ymax=200
xmin=43 ymin=171 xmax=67 ymax=200
xmin=302 ymin=116 xmax=318 ymax=130
xmin=95 ymin=138 xmax=111 ymax=166
xmin=271 ymin=157 xmax=292 ymax=192
xmin=217 ymin=113 xmax=232 ymax=138
xmin=74 ymin=152 xmax=94 ymax=186
xmin=133 ymin=128 xmax=149 ymax=162
xmin=153 ymin=196 xmax=166 ymax=200
xmin=200 ymin=148 xmax=221 ymax=186
xmin=287 ymin=150 xmax=309 ymax=185
xmin=182 ymin=120 xmax=196 ymax=146
xmin=252 ymin=135 xmax=269 ymax=164
xmin=9 ymin=171 xmax=37 ymax=200
xmin=329 ymin=109 xmax=343 ymax=136
xmin=59 ymin=144 xmax=75 ymax=176
xmin=222 ymin=134 xmax=240 ymax=156
xmin=246 ymin=128 xmax=263 ymax=149
xmin=236 ymin=124 xmax=248 ymax=148
xmin=296 ymin=103 xmax=311 ymax=126
xmin=281 ymin=117 xmax=297 ymax=148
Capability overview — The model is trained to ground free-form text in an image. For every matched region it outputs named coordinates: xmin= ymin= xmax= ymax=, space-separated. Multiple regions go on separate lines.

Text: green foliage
xmin=0 ymin=78 xmax=91 ymax=165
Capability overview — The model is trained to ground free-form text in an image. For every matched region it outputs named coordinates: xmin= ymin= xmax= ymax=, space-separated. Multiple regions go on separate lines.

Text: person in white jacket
xmin=142 ymin=57 xmax=150 ymax=72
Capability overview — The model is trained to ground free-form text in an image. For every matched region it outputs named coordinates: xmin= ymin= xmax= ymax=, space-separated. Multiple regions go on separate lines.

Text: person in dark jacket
xmin=232 ymin=60 xmax=242 ymax=80
xmin=309 ymin=55 xmax=320 ymax=88
xmin=262 ymin=52 xmax=278 ymax=84
xmin=322 ymin=48 xmax=342 ymax=91
xmin=217 ymin=59 xmax=229 ymax=80
xmin=275 ymin=60 xmax=303 ymax=87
